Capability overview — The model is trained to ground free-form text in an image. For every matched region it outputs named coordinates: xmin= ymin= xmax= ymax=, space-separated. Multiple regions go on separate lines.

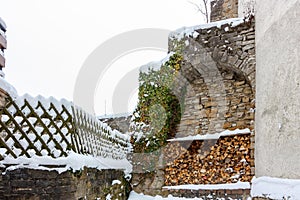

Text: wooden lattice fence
xmin=0 ymin=94 xmax=131 ymax=161
xmin=73 ymin=107 xmax=132 ymax=159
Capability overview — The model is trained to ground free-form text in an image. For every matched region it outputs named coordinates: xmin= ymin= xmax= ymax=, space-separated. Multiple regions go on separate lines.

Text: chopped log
xmin=164 ymin=134 xmax=253 ymax=185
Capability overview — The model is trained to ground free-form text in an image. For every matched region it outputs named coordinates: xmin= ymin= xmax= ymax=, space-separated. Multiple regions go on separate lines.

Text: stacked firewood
xmin=164 ymin=134 xmax=253 ymax=185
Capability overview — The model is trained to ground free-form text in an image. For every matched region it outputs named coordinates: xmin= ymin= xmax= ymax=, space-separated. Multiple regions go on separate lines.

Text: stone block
xmin=204 ymin=101 xmax=218 ymax=108
xmin=242 ymin=96 xmax=250 ymax=102
xmin=242 ymin=44 xmax=255 ymax=51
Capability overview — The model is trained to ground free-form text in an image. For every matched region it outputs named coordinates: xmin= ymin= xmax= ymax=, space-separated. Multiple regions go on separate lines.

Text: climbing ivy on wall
xmin=132 ymin=53 xmax=185 ymax=153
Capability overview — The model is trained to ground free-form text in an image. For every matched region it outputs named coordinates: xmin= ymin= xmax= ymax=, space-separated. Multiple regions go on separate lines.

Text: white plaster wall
xmin=256 ymin=0 xmax=300 ymax=178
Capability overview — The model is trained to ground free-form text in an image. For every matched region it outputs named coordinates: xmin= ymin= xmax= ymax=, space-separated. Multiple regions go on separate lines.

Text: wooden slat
xmin=0 ymin=95 xmax=130 ymax=160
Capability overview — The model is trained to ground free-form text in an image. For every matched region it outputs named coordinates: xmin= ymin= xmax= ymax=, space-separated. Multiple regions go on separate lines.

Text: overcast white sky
xmin=0 ymin=0 xmax=206 ymax=115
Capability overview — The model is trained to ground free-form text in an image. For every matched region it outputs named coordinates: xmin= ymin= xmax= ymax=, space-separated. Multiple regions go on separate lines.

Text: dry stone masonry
xmin=131 ymin=15 xmax=255 ymax=198
xmin=163 ymin=188 xmax=250 ymax=200
xmin=0 ymin=167 xmax=130 ymax=200
xmin=0 ymin=18 xmax=8 ymax=109
xmin=0 ymin=17 xmax=6 ymax=72
xmin=166 ymin=18 xmax=255 ymax=196
xmin=99 ymin=114 xmax=132 ymax=134
xmin=211 ymin=0 xmax=239 ymax=22
xmin=170 ymin=20 xmax=256 ymax=138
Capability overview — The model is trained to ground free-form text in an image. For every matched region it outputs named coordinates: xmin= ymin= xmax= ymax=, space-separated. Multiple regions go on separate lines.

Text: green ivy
xmin=132 ymin=53 xmax=186 ymax=153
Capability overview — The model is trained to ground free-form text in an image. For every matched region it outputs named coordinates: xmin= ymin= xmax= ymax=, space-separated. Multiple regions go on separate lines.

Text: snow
xmin=0 ymin=77 xmax=18 ymax=99
xmin=140 ymin=52 xmax=175 ymax=74
xmin=129 ymin=121 xmax=151 ymax=142
xmin=0 ymin=70 xmax=5 ymax=78
xmin=74 ymin=105 xmax=131 ymax=143
xmin=98 ymin=112 xmax=132 ymax=119
xmin=106 ymin=194 xmax=112 ymax=200
xmin=128 ymin=191 xmax=249 ymax=200
xmin=192 ymin=31 xmax=199 ymax=39
xmin=170 ymin=18 xmax=245 ymax=41
xmin=129 ymin=191 xmax=203 ymax=200
xmin=185 ymin=40 xmax=190 ymax=46
xmin=0 ymin=151 xmax=132 ymax=175
xmin=251 ymin=176 xmax=300 ymax=199
xmin=112 ymin=180 xmax=122 ymax=185
xmin=0 ymin=17 xmax=7 ymax=31
xmin=0 ymin=29 xmax=5 ymax=38
xmin=1 ymin=93 xmax=132 ymax=161
xmin=8 ymin=93 xmax=73 ymax=115
xmin=70 ymin=107 xmax=132 ymax=159
xmin=163 ymin=182 xmax=250 ymax=190
xmin=168 ymin=128 xmax=251 ymax=142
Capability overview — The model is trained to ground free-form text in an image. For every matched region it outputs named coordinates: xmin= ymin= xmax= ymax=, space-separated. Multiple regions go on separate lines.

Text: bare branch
xmin=188 ymin=0 xmax=206 ymax=16
xmin=188 ymin=0 xmax=210 ymax=23
xmin=202 ymin=0 xmax=209 ymax=23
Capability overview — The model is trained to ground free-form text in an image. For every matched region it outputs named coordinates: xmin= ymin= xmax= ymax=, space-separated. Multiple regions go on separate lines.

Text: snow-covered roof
xmin=0 ymin=17 xmax=7 ymax=32
xmin=170 ymin=17 xmax=245 ymax=41
xmin=0 ymin=77 xmax=18 ymax=99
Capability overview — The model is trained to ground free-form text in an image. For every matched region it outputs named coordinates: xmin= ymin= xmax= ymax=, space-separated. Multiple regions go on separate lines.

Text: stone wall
xmin=211 ymin=0 xmax=238 ymax=22
xmin=131 ymin=170 xmax=166 ymax=197
xmin=131 ymin=20 xmax=256 ymax=198
xmin=170 ymin=20 xmax=255 ymax=138
xmin=132 ymin=165 xmax=250 ymax=199
xmin=0 ymin=167 xmax=130 ymax=200
xmin=164 ymin=188 xmax=250 ymax=199
xmin=99 ymin=115 xmax=132 ymax=133
xmin=175 ymin=69 xmax=254 ymax=137
xmin=0 ymin=17 xmax=6 ymax=70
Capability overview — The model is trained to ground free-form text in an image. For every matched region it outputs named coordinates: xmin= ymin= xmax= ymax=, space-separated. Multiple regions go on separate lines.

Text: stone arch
xmin=173 ymin=21 xmax=255 ymax=137
xmin=195 ymin=22 xmax=256 ymax=91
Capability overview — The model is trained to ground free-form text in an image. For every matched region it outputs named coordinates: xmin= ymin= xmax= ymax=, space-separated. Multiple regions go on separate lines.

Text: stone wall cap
xmin=98 ymin=112 xmax=132 ymax=120
xmin=169 ymin=17 xmax=245 ymax=41
xmin=163 ymin=181 xmax=251 ymax=190
xmin=168 ymin=128 xmax=251 ymax=142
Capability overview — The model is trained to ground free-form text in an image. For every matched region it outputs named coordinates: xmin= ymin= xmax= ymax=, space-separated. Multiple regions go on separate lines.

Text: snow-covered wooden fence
xmin=0 ymin=94 xmax=131 ymax=161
